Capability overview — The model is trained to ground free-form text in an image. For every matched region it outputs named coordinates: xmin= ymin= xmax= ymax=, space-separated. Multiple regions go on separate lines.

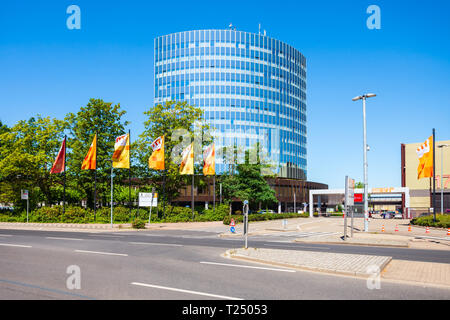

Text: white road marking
xmin=129 ymin=242 xmax=183 ymax=247
xmin=74 ymin=250 xmax=128 ymax=256
xmin=200 ymin=261 xmax=296 ymax=273
xmin=131 ymin=282 xmax=243 ymax=300
xmin=263 ymin=243 xmax=330 ymax=249
xmin=46 ymin=237 xmax=83 ymax=241
xmin=0 ymin=243 xmax=32 ymax=248
xmin=88 ymin=235 xmax=123 ymax=238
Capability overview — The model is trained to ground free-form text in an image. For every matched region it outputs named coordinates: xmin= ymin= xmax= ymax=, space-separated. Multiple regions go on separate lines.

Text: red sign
xmin=230 ymin=219 xmax=235 ymax=227
xmin=354 ymin=194 xmax=363 ymax=203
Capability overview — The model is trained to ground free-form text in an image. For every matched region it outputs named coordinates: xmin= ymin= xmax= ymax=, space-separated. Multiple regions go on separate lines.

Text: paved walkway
xmin=226 ymin=248 xmax=392 ymax=277
xmin=226 ymin=248 xmax=450 ymax=289
xmin=0 ymin=221 xmax=225 ymax=233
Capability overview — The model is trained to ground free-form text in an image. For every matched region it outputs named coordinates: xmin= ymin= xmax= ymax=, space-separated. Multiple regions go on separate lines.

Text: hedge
xmin=223 ymin=212 xmax=309 ymax=225
xmin=0 ymin=204 xmax=312 ymax=225
xmin=410 ymin=214 xmax=450 ymax=228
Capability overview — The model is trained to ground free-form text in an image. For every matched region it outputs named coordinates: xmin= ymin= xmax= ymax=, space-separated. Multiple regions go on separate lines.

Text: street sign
xmin=139 ymin=192 xmax=158 ymax=207
xmin=230 ymin=218 xmax=236 ymax=233
xmin=354 ymin=193 xmax=363 ymax=203
xmin=21 ymin=190 xmax=29 ymax=200
xmin=345 ymin=177 xmax=355 ymax=206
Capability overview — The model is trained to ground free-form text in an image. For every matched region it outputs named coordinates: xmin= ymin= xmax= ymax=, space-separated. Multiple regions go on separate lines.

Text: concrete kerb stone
xmin=293 ymin=238 xmax=410 ymax=248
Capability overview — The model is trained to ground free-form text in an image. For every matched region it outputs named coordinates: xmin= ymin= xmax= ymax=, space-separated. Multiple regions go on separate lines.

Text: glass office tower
xmin=154 ymin=29 xmax=307 ymax=179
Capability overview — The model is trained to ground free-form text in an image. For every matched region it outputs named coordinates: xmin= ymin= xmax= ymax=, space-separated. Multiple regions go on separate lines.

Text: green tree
xmin=0 ymin=116 xmax=67 ymax=209
xmin=355 ymin=181 xmax=364 ymax=189
xmin=219 ymin=147 xmax=277 ymax=213
xmin=135 ymin=100 xmax=211 ymax=207
xmin=65 ymin=98 xmax=130 ymax=209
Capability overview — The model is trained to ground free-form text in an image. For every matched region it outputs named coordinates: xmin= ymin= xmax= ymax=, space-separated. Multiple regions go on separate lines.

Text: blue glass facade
xmin=154 ymin=29 xmax=307 ymax=179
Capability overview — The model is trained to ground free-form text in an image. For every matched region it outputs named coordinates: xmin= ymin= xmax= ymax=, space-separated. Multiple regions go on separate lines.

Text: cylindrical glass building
xmin=154 ymin=29 xmax=307 ymax=179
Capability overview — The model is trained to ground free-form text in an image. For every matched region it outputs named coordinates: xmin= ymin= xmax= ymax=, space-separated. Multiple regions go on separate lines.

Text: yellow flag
xmin=416 ymin=135 xmax=433 ymax=179
xmin=112 ymin=134 xmax=130 ymax=169
xmin=149 ymin=136 xmax=165 ymax=170
xmin=180 ymin=143 xmax=194 ymax=175
xmin=81 ymin=134 xmax=97 ymax=170
xmin=203 ymin=143 xmax=215 ymax=175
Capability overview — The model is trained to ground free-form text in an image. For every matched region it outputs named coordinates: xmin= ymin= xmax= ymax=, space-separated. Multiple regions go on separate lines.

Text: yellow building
xmin=401 ymin=139 xmax=450 ymax=217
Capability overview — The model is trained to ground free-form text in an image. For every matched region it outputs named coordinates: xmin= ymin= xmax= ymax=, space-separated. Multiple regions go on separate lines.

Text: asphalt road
xmin=0 ymin=228 xmax=449 ymax=300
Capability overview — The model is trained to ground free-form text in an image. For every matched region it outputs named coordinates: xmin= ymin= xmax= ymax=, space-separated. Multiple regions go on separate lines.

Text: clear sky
xmin=1 ymin=0 xmax=449 ymax=189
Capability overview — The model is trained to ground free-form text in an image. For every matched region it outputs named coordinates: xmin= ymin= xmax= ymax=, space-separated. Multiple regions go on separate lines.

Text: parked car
xmin=394 ymin=212 xmax=403 ymax=219
xmin=381 ymin=211 xmax=396 ymax=219
xmin=257 ymin=209 xmax=275 ymax=214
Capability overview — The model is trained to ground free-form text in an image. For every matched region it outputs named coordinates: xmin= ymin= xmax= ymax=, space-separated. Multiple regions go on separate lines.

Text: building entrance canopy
xmin=308 ymin=187 xmax=410 ymax=218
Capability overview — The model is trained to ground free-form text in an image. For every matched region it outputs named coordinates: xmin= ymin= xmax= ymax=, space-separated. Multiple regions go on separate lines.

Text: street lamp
xmin=352 ymin=93 xmax=376 ymax=232
xmin=437 ymin=144 xmax=449 ymax=214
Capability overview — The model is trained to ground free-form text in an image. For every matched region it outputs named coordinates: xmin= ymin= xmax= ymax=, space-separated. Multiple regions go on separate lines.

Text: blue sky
xmin=1 ymin=0 xmax=449 ymax=189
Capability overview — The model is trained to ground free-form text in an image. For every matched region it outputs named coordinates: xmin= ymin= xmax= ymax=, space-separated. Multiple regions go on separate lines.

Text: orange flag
xmin=203 ymin=143 xmax=215 ymax=175
xmin=416 ymin=135 xmax=433 ymax=179
xmin=149 ymin=136 xmax=165 ymax=170
xmin=179 ymin=143 xmax=194 ymax=175
xmin=112 ymin=133 xmax=130 ymax=169
xmin=81 ymin=134 xmax=97 ymax=170
xmin=50 ymin=137 xmax=66 ymax=174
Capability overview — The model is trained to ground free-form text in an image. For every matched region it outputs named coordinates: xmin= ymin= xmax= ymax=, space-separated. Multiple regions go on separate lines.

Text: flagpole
xmin=94 ymin=133 xmax=97 ymax=221
xmin=213 ymin=175 xmax=216 ymax=214
xmin=111 ymin=161 xmax=114 ymax=228
xmin=432 ymin=128 xmax=436 ymax=222
xmin=162 ymin=169 xmax=166 ymax=219
xmin=63 ymin=135 xmax=66 ymax=214
xmin=192 ymin=173 xmax=195 ymax=221
xmin=128 ymin=130 xmax=132 ymax=219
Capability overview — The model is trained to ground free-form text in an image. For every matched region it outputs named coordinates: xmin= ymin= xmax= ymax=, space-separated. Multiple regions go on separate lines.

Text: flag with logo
xmin=81 ymin=134 xmax=97 ymax=170
xmin=416 ymin=135 xmax=433 ymax=179
xmin=179 ymin=142 xmax=194 ymax=175
xmin=148 ymin=136 xmax=165 ymax=170
xmin=50 ymin=137 xmax=66 ymax=174
xmin=202 ymin=143 xmax=215 ymax=175
xmin=112 ymin=133 xmax=130 ymax=168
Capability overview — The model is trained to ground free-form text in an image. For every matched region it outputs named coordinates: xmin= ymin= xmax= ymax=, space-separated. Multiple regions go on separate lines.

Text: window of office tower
xmin=154 ymin=30 xmax=307 ymax=179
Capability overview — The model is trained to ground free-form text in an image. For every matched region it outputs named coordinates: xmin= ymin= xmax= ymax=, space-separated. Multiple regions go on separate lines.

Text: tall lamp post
xmin=437 ymin=144 xmax=449 ymax=214
xmin=352 ymin=93 xmax=376 ymax=232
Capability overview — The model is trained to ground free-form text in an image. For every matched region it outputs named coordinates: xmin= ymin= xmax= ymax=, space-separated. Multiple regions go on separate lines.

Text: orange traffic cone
xmin=381 ymin=225 xmax=385 ymax=232
xmin=425 ymin=226 xmax=430 ymax=234
xmin=408 ymin=225 xmax=412 ymax=232
xmin=395 ymin=225 xmax=399 ymax=232
xmin=447 ymin=228 xmax=449 ymax=236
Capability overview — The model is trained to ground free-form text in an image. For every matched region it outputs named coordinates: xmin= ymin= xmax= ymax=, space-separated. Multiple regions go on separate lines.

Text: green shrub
xmin=411 ymin=214 xmax=450 ymax=228
xmin=29 ymin=206 xmax=63 ymax=222
xmin=61 ymin=206 xmax=90 ymax=223
xmin=132 ymin=218 xmax=146 ymax=229
xmin=197 ymin=204 xmax=229 ymax=222
xmin=223 ymin=212 xmax=309 ymax=225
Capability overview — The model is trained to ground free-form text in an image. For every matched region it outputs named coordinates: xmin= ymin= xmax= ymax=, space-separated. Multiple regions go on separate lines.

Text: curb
xmin=293 ymin=239 xmax=410 ymax=248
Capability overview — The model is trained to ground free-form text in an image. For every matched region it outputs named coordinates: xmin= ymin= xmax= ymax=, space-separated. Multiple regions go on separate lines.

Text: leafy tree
xmin=219 ymin=147 xmax=277 ymax=213
xmin=355 ymin=181 xmax=365 ymax=189
xmin=0 ymin=116 xmax=66 ymax=209
xmin=135 ymin=100 xmax=211 ymax=207
xmin=65 ymin=98 xmax=129 ymax=209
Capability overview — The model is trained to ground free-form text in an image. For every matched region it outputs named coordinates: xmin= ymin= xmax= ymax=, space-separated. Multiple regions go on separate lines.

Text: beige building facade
xmin=402 ymin=139 xmax=450 ymax=217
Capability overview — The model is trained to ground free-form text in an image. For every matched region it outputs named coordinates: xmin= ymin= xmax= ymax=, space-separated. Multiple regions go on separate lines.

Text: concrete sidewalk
xmin=226 ymin=248 xmax=450 ymax=289
xmin=0 ymin=221 xmax=225 ymax=233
